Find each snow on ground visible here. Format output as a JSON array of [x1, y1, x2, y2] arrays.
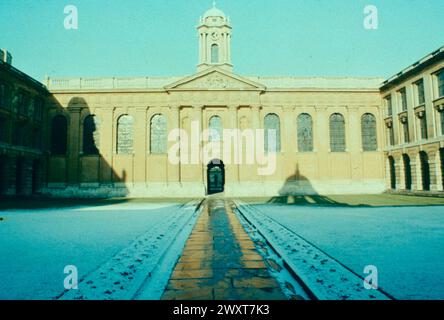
[[247, 204, 444, 300], [0, 201, 199, 300]]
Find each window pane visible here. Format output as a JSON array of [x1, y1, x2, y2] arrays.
[[264, 114, 281, 153], [209, 116, 223, 142], [0, 116, 7, 142], [297, 113, 313, 152], [330, 113, 346, 152], [403, 121, 410, 143], [150, 114, 167, 154], [385, 96, 392, 116], [361, 113, 377, 151], [416, 80, 425, 105], [117, 115, 134, 154], [438, 71, 444, 97], [441, 112, 444, 135], [420, 116, 428, 139], [388, 127, 395, 146], [399, 89, 407, 111], [211, 44, 219, 63], [0, 83, 5, 108]]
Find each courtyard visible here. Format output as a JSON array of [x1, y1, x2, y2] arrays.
[[0, 194, 443, 300]]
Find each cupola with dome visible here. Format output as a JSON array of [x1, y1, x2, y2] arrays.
[[197, 2, 233, 72]]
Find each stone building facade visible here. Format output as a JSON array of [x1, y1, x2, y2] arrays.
[[1, 5, 443, 198], [382, 48, 444, 193], [0, 50, 48, 196]]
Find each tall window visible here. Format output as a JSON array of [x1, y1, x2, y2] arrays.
[[361, 113, 377, 151], [438, 70, 444, 98], [51, 115, 68, 155], [402, 121, 410, 144], [117, 115, 134, 154], [330, 113, 346, 152], [441, 111, 444, 135], [83, 115, 100, 155], [0, 116, 7, 142], [209, 115, 223, 142], [385, 96, 393, 116], [0, 83, 6, 108], [297, 113, 313, 152], [387, 126, 395, 146], [420, 116, 428, 140], [211, 44, 219, 63], [150, 114, 167, 154], [399, 88, 407, 111], [17, 92, 26, 115], [34, 98, 44, 120], [415, 79, 425, 105], [264, 113, 281, 153]]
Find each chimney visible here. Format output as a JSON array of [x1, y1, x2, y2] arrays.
[[1, 49, 12, 65]]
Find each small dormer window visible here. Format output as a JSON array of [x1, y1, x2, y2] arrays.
[[211, 44, 219, 63]]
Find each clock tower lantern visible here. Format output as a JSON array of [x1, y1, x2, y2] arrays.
[[197, 3, 233, 72]]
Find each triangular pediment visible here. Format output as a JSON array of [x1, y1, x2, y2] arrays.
[[165, 67, 266, 91]]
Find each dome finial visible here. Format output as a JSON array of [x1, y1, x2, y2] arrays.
[[213, 1, 217, 8]]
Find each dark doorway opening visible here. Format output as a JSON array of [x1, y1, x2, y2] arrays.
[[207, 159, 225, 195], [419, 151, 430, 191], [402, 154, 412, 190], [388, 156, 396, 189]]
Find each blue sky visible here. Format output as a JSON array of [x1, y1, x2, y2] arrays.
[[1, 0, 443, 82]]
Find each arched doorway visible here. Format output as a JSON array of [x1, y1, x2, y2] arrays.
[[402, 154, 412, 190], [388, 156, 396, 189], [207, 159, 225, 195], [419, 151, 430, 191]]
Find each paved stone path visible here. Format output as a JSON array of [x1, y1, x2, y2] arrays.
[[162, 199, 286, 300]]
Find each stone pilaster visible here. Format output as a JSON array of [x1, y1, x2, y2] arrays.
[[429, 151, 439, 191], [99, 107, 114, 185], [134, 107, 147, 184], [67, 106, 82, 185], [168, 106, 181, 183], [282, 106, 295, 154]]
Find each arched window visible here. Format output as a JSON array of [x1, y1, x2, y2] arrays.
[[361, 113, 377, 151], [330, 113, 346, 152], [150, 114, 167, 154], [211, 44, 219, 63], [117, 115, 134, 155], [51, 115, 68, 155], [209, 115, 223, 142], [297, 113, 313, 152], [264, 113, 281, 153], [83, 115, 100, 155]]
